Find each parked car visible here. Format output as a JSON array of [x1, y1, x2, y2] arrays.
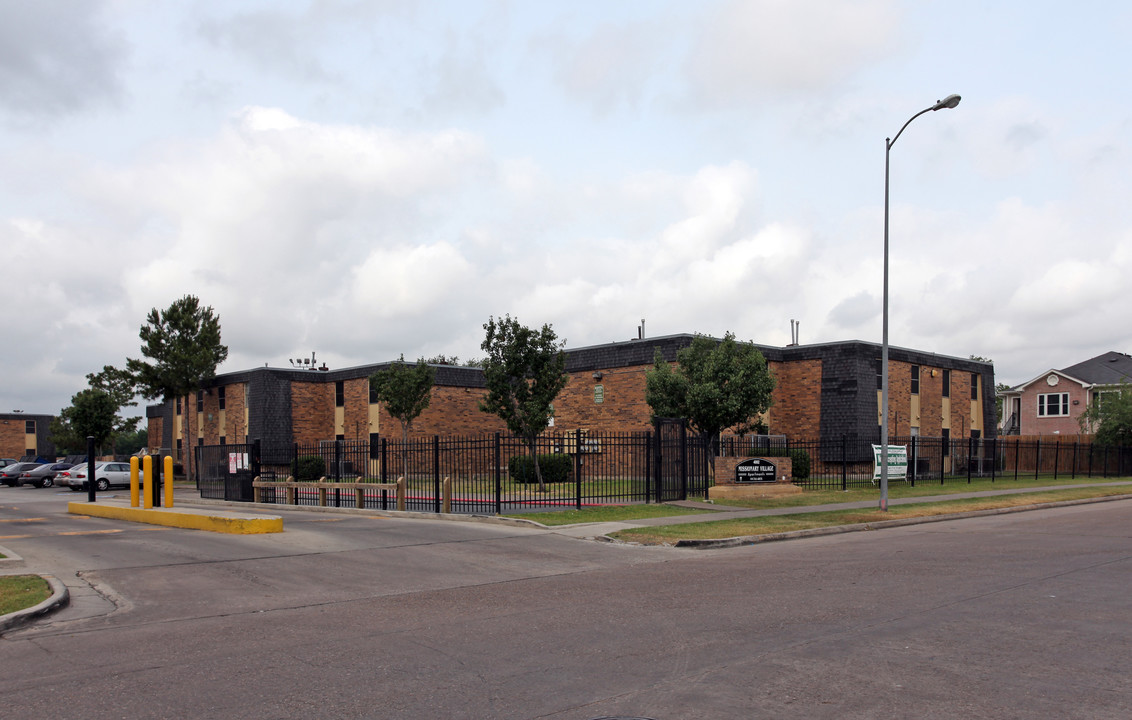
[[0, 458, 18, 469], [17, 462, 79, 488], [64, 461, 139, 492], [0, 462, 44, 487]]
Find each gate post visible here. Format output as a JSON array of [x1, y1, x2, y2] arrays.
[[433, 435, 441, 514], [645, 432, 653, 504], [574, 428, 582, 511], [494, 432, 502, 515], [679, 422, 688, 502], [334, 439, 342, 507]]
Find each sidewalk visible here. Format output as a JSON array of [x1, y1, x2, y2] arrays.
[[547, 480, 1132, 539]]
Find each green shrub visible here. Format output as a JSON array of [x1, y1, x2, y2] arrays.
[[508, 453, 573, 484], [745, 447, 811, 479], [292, 455, 326, 482]]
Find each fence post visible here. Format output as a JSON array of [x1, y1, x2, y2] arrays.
[[909, 435, 917, 488], [1071, 440, 1078, 479], [990, 437, 996, 482], [1035, 438, 1041, 481], [679, 424, 688, 501], [433, 435, 441, 514], [939, 434, 945, 485], [645, 432, 653, 504], [494, 432, 502, 515], [841, 434, 847, 492], [334, 439, 342, 507], [1014, 439, 1020, 481], [574, 428, 583, 511], [1053, 440, 1060, 481]]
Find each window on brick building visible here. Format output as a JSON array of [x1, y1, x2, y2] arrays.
[[335, 381, 345, 407], [176, 398, 181, 415], [942, 370, 951, 398], [219, 436, 226, 446], [25, 420, 35, 434], [971, 373, 979, 400], [910, 366, 920, 395], [1038, 393, 1069, 417], [876, 358, 883, 390], [196, 390, 204, 413], [369, 382, 378, 404], [198, 437, 204, 446], [218, 386, 226, 410]]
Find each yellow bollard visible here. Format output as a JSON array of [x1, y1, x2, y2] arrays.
[[397, 477, 406, 512], [143, 455, 153, 509], [130, 456, 140, 507], [164, 455, 174, 508]]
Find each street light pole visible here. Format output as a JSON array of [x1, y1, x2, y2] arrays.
[[880, 94, 960, 511]]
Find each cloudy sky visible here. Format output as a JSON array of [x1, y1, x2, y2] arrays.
[[3, 0, 1131, 416]]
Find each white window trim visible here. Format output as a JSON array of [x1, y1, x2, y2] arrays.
[[1037, 392, 1070, 417]]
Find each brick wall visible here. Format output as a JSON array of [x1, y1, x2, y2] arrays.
[[340, 378, 371, 439], [374, 385, 508, 438], [224, 382, 248, 443], [292, 382, 335, 443], [555, 367, 652, 432], [767, 359, 821, 437], [0, 420, 28, 458], [147, 416, 163, 452]]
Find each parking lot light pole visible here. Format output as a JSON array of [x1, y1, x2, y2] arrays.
[[881, 94, 961, 511]]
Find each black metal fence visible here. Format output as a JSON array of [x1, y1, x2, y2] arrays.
[[197, 432, 1131, 512]]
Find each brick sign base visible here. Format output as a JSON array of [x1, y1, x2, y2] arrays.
[[710, 456, 802, 500]]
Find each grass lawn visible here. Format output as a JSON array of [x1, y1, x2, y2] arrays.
[[508, 504, 714, 526], [707, 475, 1132, 509], [611, 485, 1132, 544], [0, 575, 51, 615]]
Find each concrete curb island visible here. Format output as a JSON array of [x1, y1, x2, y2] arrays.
[[0, 544, 69, 634]]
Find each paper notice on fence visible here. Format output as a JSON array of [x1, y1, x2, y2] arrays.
[[872, 444, 908, 482]]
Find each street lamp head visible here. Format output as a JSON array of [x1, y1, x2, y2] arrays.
[[932, 94, 961, 111]]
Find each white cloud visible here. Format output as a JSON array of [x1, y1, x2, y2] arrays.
[[684, 0, 900, 107], [0, 0, 125, 125]]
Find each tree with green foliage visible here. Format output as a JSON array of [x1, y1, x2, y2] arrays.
[[645, 332, 776, 455], [54, 388, 125, 456], [127, 296, 228, 402], [126, 295, 228, 466], [478, 315, 569, 492], [1079, 383, 1132, 446], [369, 355, 435, 479], [114, 427, 150, 456]]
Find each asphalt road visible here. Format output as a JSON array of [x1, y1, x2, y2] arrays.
[[1, 486, 1130, 719]]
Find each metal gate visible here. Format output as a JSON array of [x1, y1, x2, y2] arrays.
[[196, 442, 260, 501], [653, 418, 688, 502]]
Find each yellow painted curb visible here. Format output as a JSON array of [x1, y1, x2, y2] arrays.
[[68, 502, 283, 534]]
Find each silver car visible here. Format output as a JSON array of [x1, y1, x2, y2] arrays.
[[64, 462, 139, 492]]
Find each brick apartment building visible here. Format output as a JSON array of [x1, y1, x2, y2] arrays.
[[146, 334, 995, 477], [0, 413, 56, 460]]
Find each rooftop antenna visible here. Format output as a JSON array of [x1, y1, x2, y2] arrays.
[[638, 318, 646, 340]]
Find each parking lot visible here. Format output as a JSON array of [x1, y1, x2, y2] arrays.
[[2, 485, 1131, 719]]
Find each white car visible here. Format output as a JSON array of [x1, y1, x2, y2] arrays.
[[64, 462, 141, 492]]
